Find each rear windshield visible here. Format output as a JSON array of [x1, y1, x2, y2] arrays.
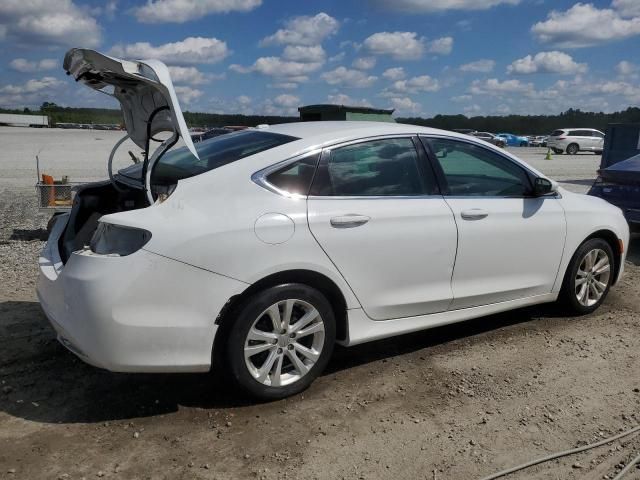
[[152, 130, 298, 184], [551, 130, 565, 136]]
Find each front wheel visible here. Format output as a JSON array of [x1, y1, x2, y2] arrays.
[[225, 284, 336, 400], [559, 238, 614, 315]]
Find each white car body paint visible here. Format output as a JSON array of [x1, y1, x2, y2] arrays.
[[37, 51, 630, 373]]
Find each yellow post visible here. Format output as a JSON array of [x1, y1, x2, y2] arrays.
[[545, 148, 553, 160]]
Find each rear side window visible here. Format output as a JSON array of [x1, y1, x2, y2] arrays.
[[310, 138, 430, 196], [152, 130, 298, 184], [266, 154, 320, 195], [551, 130, 565, 136]]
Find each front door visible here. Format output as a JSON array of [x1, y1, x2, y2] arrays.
[[421, 136, 566, 309], [307, 137, 458, 320]]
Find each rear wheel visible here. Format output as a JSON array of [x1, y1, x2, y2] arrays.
[[225, 284, 336, 400], [566, 143, 579, 155], [559, 238, 614, 315], [520, 141, 528, 147]]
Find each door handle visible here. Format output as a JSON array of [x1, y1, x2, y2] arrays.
[[330, 214, 371, 228], [460, 208, 489, 221]]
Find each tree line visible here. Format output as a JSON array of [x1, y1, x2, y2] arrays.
[[2, 103, 640, 135]]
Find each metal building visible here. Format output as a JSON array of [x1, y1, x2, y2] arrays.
[[298, 104, 395, 123]]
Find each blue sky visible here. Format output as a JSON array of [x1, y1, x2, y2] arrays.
[[1, 0, 639, 117]]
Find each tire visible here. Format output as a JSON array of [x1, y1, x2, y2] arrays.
[[559, 238, 614, 315], [566, 143, 579, 155], [224, 283, 336, 400], [595, 151, 602, 155], [520, 141, 528, 147]]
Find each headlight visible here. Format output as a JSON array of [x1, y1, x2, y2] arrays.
[[89, 222, 151, 256]]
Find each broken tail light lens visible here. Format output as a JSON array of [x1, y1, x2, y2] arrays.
[[89, 222, 151, 256]]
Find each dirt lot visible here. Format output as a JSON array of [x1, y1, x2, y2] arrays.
[[1, 127, 639, 480]]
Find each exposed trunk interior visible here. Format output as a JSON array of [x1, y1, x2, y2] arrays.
[[59, 181, 148, 263]]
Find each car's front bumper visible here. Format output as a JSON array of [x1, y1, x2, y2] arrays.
[[37, 215, 247, 372]]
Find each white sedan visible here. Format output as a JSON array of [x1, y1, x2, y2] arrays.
[[37, 49, 630, 399]]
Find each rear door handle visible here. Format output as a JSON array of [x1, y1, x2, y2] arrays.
[[460, 208, 489, 221], [330, 214, 371, 228]]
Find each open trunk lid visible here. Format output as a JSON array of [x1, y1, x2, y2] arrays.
[[63, 48, 198, 159]]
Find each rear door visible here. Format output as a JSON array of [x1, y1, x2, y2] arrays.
[[421, 136, 566, 309], [307, 136, 458, 320]]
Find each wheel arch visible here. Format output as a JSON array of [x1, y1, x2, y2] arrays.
[[583, 229, 622, 284], [213, 269, 350, 354]]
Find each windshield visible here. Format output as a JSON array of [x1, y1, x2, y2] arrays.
[[151, 130, 298, 185]]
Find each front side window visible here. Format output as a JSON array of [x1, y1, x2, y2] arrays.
[[423, 137, 532, 197], [310, 138, 429, 196], [152, 130, 298, 185]]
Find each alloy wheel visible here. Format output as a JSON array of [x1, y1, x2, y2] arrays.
[[244, 299, 325, 387], [575, 248, 611, 307]]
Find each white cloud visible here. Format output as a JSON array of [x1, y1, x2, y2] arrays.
[[134, 0, 261, 23], [260, 12, 339, 46], [460, 59, 495, 73], [9, 58, 57, 73], [470, 78, 534, 95], [0, 0, 102, 47], [268, 82, 298, 90], [231, 56, 323, 84], [273, 94, 300, 108], [236, 95, 251, 105], [427, 36, 453, 55], [532, 3, 640, 48], [451, 94, 473, 102], [464, 104, 482, 115], [327, 93, 372, 107], [322, 67, 377, 88], [613, 0, 640, 18], [174, 86, 203, 105], [0, 76, 63, 95], [370, 0, 520, 13], [329, 52, 346, 63], [363, 32, 452, 60], [352, 57, 377, 70], [167, 66, 209, 85], [390, 75, 440, 93], [388, 96, 422, 115], [282, 45, 326, 63], [382, 67, 406, 80], [507, 51, 587, 75], [109, 37, 230, 64], [363, 32, 425, 60], [616, 60, 638, 76]]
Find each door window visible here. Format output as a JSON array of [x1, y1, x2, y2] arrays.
[[310, 138, 432, 196], [423, 137, 532, 197]]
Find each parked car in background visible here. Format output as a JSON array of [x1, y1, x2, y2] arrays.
[[588, 153, 640, 232], [191, 127, 233, 143], [547, 128, 604, 155], [496, 133, 529, 147], [39, 48, 630, 400], [528, 136, 548, 147], [471, 131, 506, 148]]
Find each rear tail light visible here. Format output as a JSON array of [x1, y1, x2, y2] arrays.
[[89, 222, 151, 256]]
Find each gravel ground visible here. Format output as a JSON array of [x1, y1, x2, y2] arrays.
[[1, 127, 639, 480]]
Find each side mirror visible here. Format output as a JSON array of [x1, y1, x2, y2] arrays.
[[532, 177, 558, 196]]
